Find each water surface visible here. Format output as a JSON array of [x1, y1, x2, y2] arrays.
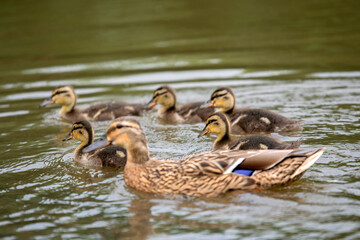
[[1, 0, 360, 239]]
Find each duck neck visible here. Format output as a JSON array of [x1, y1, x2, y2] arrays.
[[127, 144, 150, 164], [159, 105, 176, 114], [60, 93, 76, 114], [225, 107, 234, 114], [215, 129, 231, 145], [160, 92, 177, 113], [215, 117, 232, 146], [162, 99, 177, 113], [222, 98, 235, 114], [121, 133, 150, 164], [60, 101, 76, 114], [74, 140, 91, 159]]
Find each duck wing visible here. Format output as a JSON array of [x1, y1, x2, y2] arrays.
[[180, 149, 299, 177], [228, 135, 302, 150], [229, 108, 301, 133], [85, 101, 145, 120], [178, 102, 216, 122], [95, 146, 127, 169]]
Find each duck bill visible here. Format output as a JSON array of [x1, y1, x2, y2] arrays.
[[82, 138, 111, 153], [62, 132, 73, 141], [198, 128, 210, 138], [146, 98, 157, 110], [200, 100, 215, 108], [40, 97, 54, 107]]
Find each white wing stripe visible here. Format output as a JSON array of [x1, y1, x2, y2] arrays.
[[224, 158, 245, 174]]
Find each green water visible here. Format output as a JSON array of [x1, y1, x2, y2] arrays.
[[1, 1, 360, 239]]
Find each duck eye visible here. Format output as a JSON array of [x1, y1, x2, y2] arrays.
[[208, 119, 216, 125], [52, 90, 68, 97], [116, 124, 123, 129]]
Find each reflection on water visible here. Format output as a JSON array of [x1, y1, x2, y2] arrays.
[[1, 0, 360, 239]]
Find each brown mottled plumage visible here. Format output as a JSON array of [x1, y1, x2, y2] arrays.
[[199, 112, 302, 151], [203, 87, 302, 133], [146, 85, 215, 124], [63, 120, 126, 168], [83, 117, 325, 198], [40, 85, 146, 121]]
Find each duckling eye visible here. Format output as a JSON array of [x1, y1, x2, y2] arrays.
[[52, 90, 68, 97], [155, 91, 167, 98], [116, 124, 123, 129], [207, 119, 216, 125]]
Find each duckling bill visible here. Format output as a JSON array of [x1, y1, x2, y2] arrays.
[[83, 117, 325, 198], [40, 85, 147, 121]]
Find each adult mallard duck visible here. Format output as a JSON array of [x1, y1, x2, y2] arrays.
[[63, 120, 126, 168], [146, 85, 216, 124], [202, 87, 302, 133], [83, 117, 325, 198], [40, 85, 146, 121], [198, 112, 302, 151]]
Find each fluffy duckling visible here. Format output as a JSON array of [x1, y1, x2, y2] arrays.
[[202, 87, 302, 133], [40, 85, 146, 121], [63, 120, 126, 168], [199, 112, 302, 151], [83, 117, 325, 198], [146, 85, 215, 124]]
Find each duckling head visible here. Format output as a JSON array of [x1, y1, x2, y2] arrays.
[[202, 87, 235, 113], [40, 86, 77, 114], [198, 112, 231, 141], [146, 85, 177, 111], [83, 117, 149, 163], [63, 120, 94, 147]]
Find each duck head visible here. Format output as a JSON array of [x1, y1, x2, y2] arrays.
[[146, 85, 177, 111], [198, 112, 231, 141], [201, 87, 235, 114], [63, 120, 94, 147], [40, 86, 77, 114]]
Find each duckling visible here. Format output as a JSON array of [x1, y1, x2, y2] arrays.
[[63, 120, 126, 168], [146, 85, 216, 124], [202, 87, 302, 133], [198, 112, 302, 151], [83, 117, 325, 198], [40, 85, 146, 121]]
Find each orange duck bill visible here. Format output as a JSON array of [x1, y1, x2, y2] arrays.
[[198, 126, 210, 138], [200, 100, 215, 108], [145, 98, 157, 110], [62, 131, 73, 141], [39, 96, 55, 107]]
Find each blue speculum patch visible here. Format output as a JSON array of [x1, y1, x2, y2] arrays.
[[233, 169, 254, 176]]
